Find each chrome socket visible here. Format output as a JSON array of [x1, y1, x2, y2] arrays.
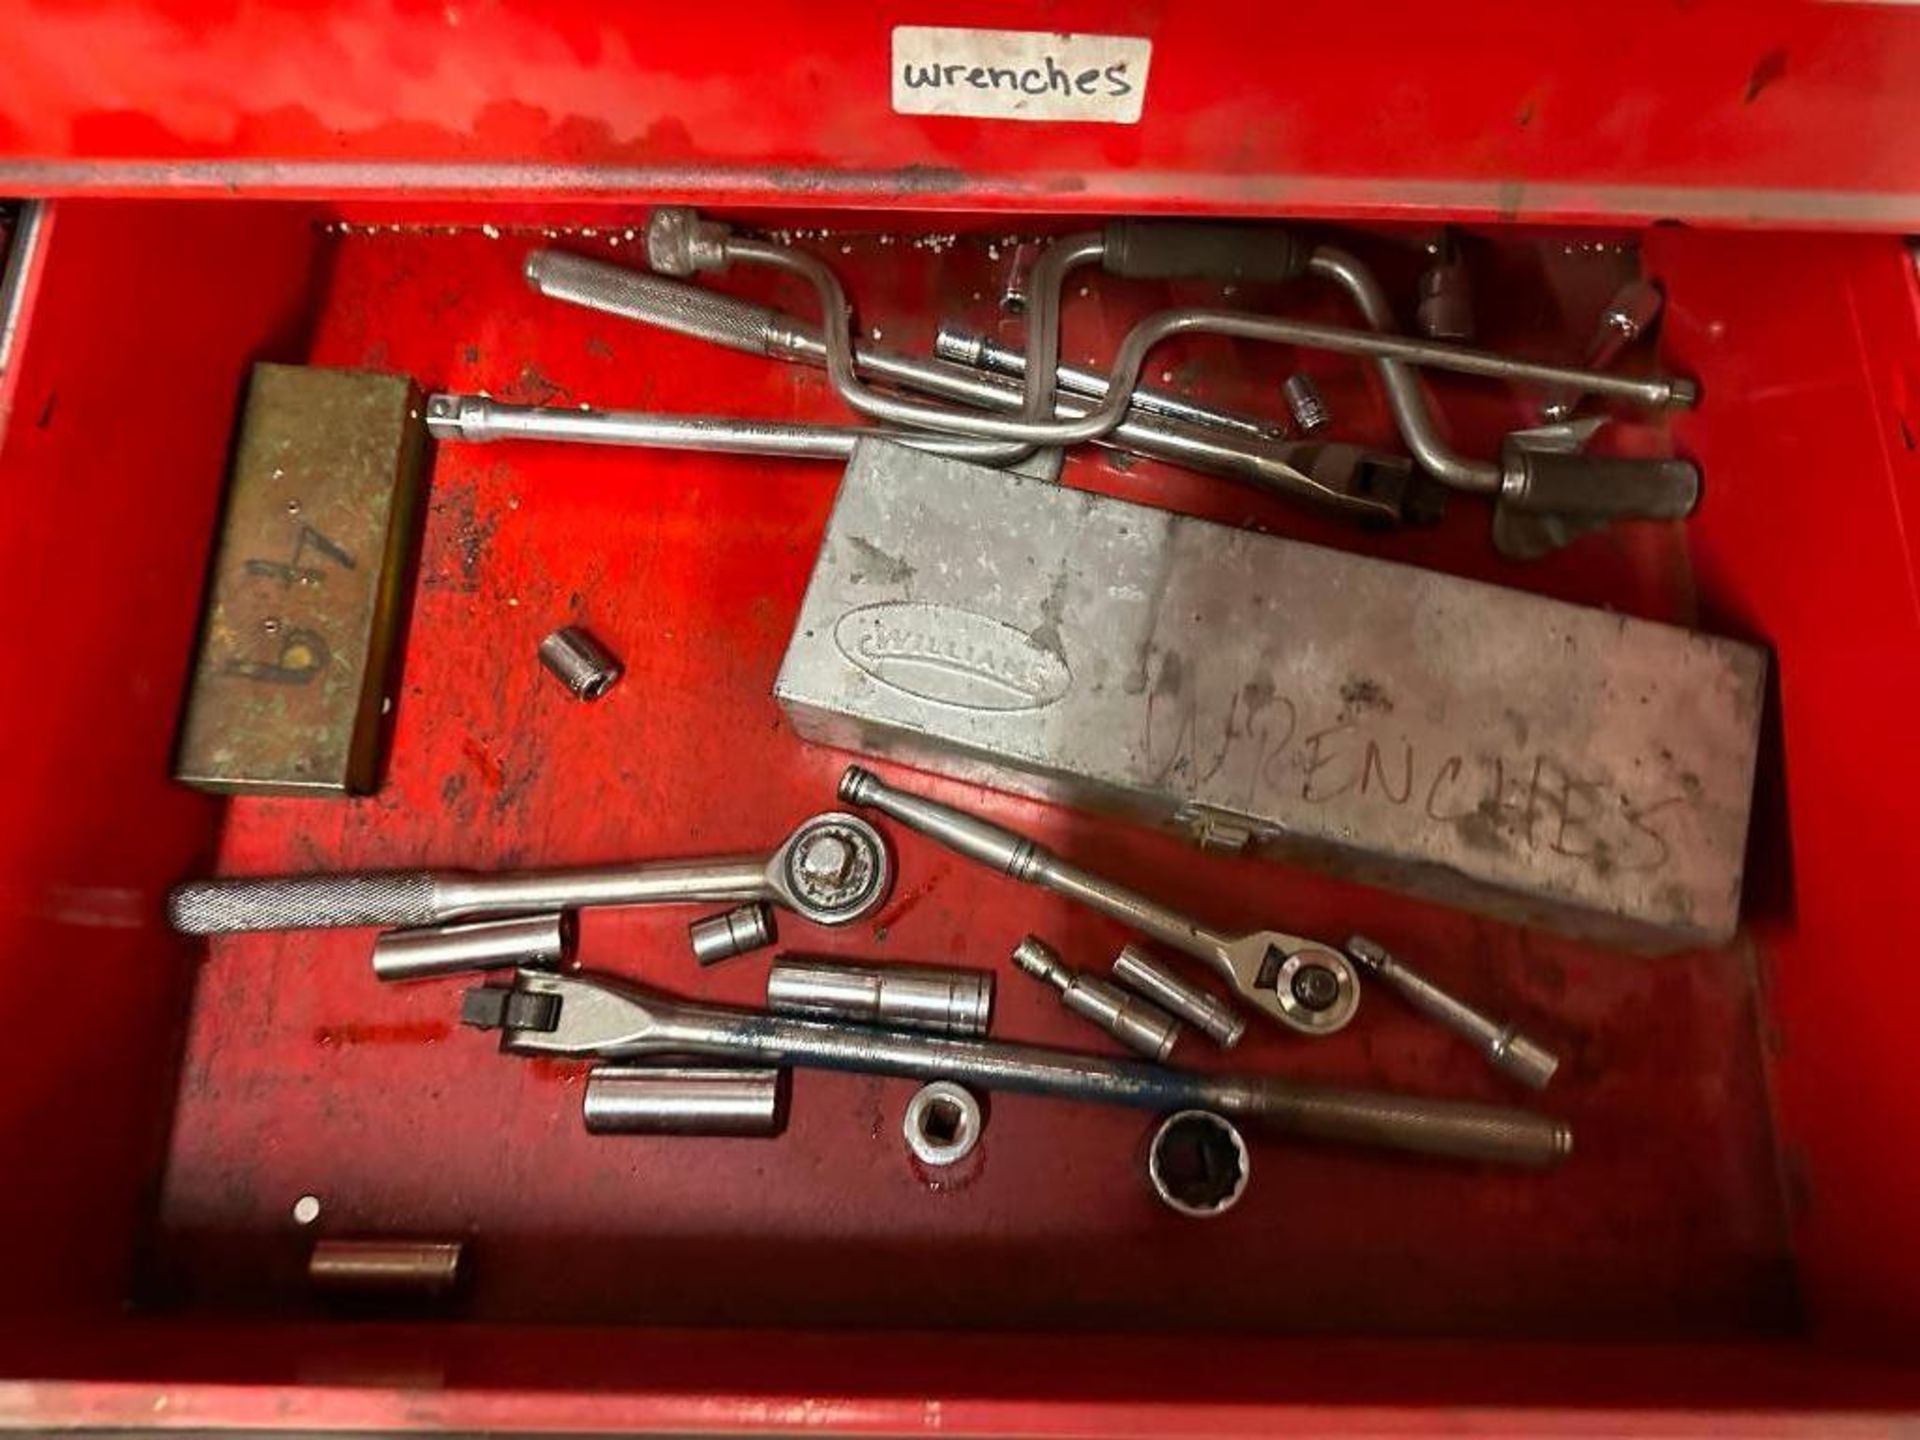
[[1013, 936, 1181, 1061], [372, 913, 573, 983], [1112, 943, 1246, 1050], [689, 902, 777, 965], [1147, 1111, 1250, 1219], [766, 957, 994, 1037], [583, 1065, 789, 1136]]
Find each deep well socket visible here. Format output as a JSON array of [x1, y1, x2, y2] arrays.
[[766, 957, 994, 1037], [1013, 936, 1182, 1060], [1113, 944, 1246, 1050], [371, 913, 573, 982], [583, 1066, 788, 1136]]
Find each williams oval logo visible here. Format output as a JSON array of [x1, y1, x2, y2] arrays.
[[834, 602, 1072, 712]]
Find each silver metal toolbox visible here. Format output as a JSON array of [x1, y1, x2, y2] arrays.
[[777, 441, 1767, 951]]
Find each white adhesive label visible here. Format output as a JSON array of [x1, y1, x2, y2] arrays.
[[891, 27, 1151, 124]]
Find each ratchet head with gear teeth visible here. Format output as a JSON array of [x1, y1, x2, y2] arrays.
[[1219, 933, 1361, 1036], [839, 765, 1360, 1038], [766, 812, 891, 925]]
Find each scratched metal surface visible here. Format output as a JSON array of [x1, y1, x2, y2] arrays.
[[779, 440, 1765, 951], [148, 223, 1794, 1336]]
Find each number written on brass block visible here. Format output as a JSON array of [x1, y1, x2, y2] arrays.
[[174, 364, 428, 797]]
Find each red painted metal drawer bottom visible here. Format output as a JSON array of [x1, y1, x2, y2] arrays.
[[0, 198, 1916, 1430]]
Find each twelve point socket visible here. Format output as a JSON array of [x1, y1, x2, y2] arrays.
[[1148, 1111, 1251, 1218]]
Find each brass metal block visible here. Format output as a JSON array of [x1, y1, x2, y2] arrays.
[[175, 365, 427, 796]]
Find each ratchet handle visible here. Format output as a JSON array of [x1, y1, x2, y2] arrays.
[[840, 766, 1035, 876], [525, 251, 779, 357], [1504, 450, 1701, 519], [1103, 221, 1310, 284], [168, 872, 442, 934]]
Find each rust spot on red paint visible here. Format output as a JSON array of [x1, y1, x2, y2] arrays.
[[1744, 48, 1788, 104], [314, 1021, 451, 1047]]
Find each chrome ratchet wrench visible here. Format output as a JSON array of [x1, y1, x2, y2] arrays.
[[839, 767, 1359, 1036], [167, 813, 890, 934]]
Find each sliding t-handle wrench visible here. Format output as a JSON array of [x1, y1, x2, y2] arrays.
[[167, 813, 890, 934], [840, 767, 1358, 1036], [470, 969, 1569, 1167]]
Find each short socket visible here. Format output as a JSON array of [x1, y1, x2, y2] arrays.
[[1282, 372, 1331, 435], [766, 957, 994, 1037], [1147, 1111, 1250, 1219], [584, 1066, 788, 1136], [903, 1081, 983, 1167], [372, 913, 573, 983], [538, 625, 623, 701], [1012, 936, 1181, 1061], [1415, 249, 1475, 341], [688, 903, 777, 966], [1112, 944, 1246, 1049]]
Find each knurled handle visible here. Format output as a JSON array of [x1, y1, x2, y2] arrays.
[[1248, 1080, 1572, 1167], [167, 873, 441, 934], [1102, 221, 1310, 283], [1506, 451, 1701, 519], [524, 251, 777, 356]]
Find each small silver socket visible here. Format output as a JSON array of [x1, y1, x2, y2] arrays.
[[903, 1081, 983, 1166], [538, 625, 623, 701], [1282, 372, 1331, 434], [688, 902, 777, 966]]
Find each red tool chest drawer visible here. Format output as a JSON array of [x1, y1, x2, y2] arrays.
[[3, 4, 1920, 1434]]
